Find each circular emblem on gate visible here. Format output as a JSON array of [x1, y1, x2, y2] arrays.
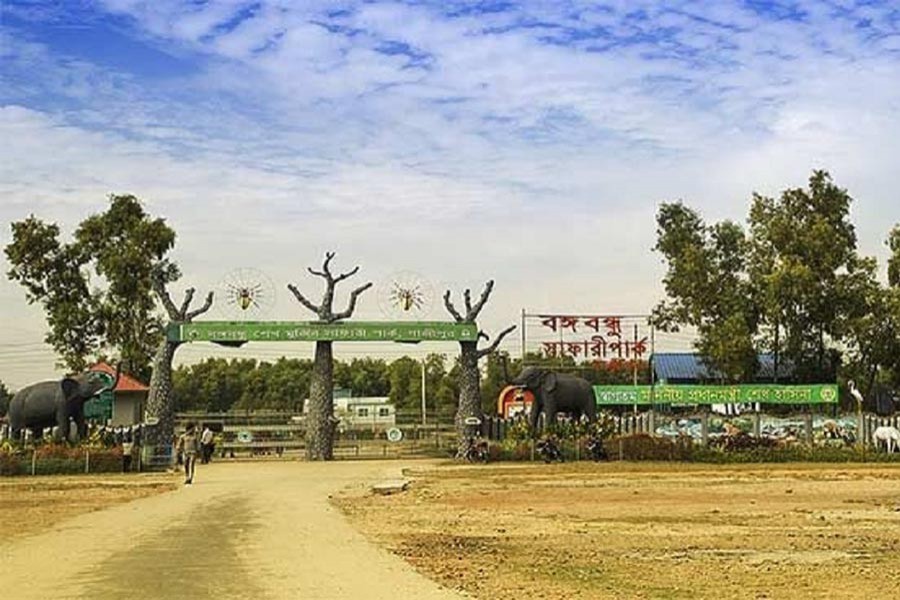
[[386, 427, 403, 442], [377, 271, 434, 319], [218, 268, 276, 320], [237, 430, 253, 443]]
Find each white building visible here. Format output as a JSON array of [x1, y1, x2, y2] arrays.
[[301, 394, 397, 429], [336, 396, 396, 428]]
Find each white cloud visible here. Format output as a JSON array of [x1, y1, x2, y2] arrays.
[[1, 1, 899, 385]]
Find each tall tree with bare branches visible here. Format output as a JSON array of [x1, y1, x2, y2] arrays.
[[146, 265, 213, 445], [288, 252, 372, 460], [444, 280, 516, 457]]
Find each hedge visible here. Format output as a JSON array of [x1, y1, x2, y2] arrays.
[[0, 445, 124, 476]]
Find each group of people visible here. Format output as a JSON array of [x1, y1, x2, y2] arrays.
[[89, 424, 143, 472], [175, 423, 216, 485]]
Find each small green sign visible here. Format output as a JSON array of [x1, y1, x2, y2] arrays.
[[167, 321, 479, 343], [593, 384, 839, 406], [84, 390, 113, 421]]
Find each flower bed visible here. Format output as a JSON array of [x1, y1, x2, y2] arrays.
[[0, 443, 124, 476]]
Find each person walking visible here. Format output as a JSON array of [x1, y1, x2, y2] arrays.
[[200, 426, 214, 464], [122, 431, 134, 473], [177, 422, 200, 485]]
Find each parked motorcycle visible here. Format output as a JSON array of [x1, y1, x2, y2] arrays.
[[536, 436, 563, 463], [464, 436, 490, 463], [585, 436, 608, 461]]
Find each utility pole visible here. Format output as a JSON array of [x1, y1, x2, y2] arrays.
[[421, 356, 427, 426]]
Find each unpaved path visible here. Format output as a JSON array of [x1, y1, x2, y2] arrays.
[[1, 461, 466, 599]]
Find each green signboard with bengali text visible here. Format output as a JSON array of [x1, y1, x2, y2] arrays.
[[84, 390, 113, 421], [593, 384, 838, 406], [167, 321, 479, 344]]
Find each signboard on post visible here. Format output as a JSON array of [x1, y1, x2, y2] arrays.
[[522, 313, 652, 363], [84, 390, 113, 421]]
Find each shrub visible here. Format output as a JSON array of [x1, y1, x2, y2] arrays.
[[607, 433, 694, 461], [0, 448, 25, 475], [504, 419, 531, 443], [496, 438, 533, 461], [0, 443, 124, 476]]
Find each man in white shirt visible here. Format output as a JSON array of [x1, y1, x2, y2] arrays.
[[200, 426, 214, 464]]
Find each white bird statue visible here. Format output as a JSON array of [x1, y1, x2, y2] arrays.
[[849, 380, 865, 405]]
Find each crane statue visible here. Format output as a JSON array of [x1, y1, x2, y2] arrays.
[[849, 380, 865, 450], [849, 380, 864, 406]]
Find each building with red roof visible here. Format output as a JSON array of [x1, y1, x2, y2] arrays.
[[89, 362, 150, 426]]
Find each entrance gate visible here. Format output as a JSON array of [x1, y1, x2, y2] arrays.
[[165, 320, 478, 459]]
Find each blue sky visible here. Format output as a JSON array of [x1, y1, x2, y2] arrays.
[[2, 1, 899, 385]]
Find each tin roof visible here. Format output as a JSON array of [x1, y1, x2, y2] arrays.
[[652, 353, 792, 382]]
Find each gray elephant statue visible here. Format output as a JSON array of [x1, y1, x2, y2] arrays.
[[9, 365, 120, 442], [511, 367, 597, 432]]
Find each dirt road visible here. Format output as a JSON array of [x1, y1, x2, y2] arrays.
[[0, 461, 466, 600]]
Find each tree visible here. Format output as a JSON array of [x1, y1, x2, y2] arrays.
[[5, 195, 177, 378], [834, 255, 895, 403], [263, 358, 313, 412], [841, 226, 900, 397], [422, 353, 450, 418], [288, 252, 372, 460], [6, 218, 101, 371], [444, 281, 516, 457], [389, 357, 421, 411], [888, 225, 900, 288], [653, 171, 875, 386], [652, 203, 758, 382], [348, 357, 390, 397], [76, 196, 178, 379], [482, 351, 514, 415], [748, 171, 862, 382], [172, 357, 314, 413]]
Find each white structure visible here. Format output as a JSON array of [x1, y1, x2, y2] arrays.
[[302, 395, 397, 429], [336, 396, 396, 428]]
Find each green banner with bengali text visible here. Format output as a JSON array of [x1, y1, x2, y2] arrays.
[[84, 390, 113, 421], [167, 321, 479, 343], [593, 384, 838, 406]]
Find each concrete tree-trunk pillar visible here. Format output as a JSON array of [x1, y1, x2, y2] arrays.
[[288, 252, 371, 461], [307, 341, 336, 460], [145, 281, 214, 450], [455, 341, 482, 456], [145, 340, 178, 445], [444, 281, 516, 459]]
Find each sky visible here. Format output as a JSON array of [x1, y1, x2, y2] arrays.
[[1, 0, 899, 388]]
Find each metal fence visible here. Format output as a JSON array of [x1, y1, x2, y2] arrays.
[[483, 411, 900, 449], [172, 410, 461, 461]]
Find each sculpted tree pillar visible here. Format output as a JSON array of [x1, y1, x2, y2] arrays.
[[146, 279, 213, 446], [444, 280, 516, 458], [289, 252, 372, 460]]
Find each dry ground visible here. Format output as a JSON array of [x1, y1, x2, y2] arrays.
[[334, 462, 900, 600], [1, 462, 466, 599], [0, 473, 179, 542], [0, 463, 900, 600]]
